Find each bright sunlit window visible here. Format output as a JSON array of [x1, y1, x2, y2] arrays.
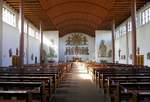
[[35, 31, 40, 40], [128, 21, 132, 32], [141, 8, 150, 25], [29, 27, 35, 37], [115, 30, 119, 39], [2, 7, 16, 27], [24, 21, 27, 33]]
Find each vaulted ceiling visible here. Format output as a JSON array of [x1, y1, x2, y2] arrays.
[[4, 0, 148, 36]]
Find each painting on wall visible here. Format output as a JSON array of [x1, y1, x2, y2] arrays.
[[47, 46, 57, 60], [98, 40, 112, 58], [98, 40, 107, 57]]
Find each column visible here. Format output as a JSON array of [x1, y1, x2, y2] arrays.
[[131, 0, 137, 65], [40, 22, 43, 64], [112, 20, 115, 63], [26, 22, 29, 64], [0, 0, 3, 66], [19, 0, 24, 66], [126, 23, 129, 64]]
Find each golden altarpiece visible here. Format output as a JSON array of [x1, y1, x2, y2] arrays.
[[65, 33, 89, 61]]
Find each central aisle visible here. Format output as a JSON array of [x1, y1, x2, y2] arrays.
[[52, 62, 107, 102]]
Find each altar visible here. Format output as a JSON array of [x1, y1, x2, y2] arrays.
[[60, 33, 95, 62], [72, 57, 82, 62]]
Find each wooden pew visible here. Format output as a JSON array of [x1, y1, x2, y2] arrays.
[[86, 63, 150, 102], [115, 82, 150, 102], [0, 90, 32, 102], [105, 76, 150, 94], [0, 76, 52, 98], [132, 91, 150, 102], [0, 81, 45, 102], [100, 74, 150, 89], [0, 73, 58, 93], [95, 68, 150, 88]]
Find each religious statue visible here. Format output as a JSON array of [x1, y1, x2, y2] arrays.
[[31, 54, 34, 60], [137, 47, 140, 55], [118, 49, 121, 59], [66, 36, 71, 45], [85, 47, 89, 55], [16, 48, 18, 55], [35, 56, 37, 64], [82, 36, 88, 45], [65, 47, 68, 55], [9, 48, 12, 57], [75, 46, 79, 55], [68, 47, 71, 55], [98, 40, 107, 57]]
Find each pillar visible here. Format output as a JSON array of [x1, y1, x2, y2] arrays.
[[131, 0, 137, 65], [40, 22, 43, 64], [26, 22, 29, 64], [0, 0, 3, 66], [126, 23, 129, 64], [112, 20, 115, 63], [19, 0, 24, 66]]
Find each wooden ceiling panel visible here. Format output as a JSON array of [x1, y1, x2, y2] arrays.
[[4, 0, 149, 36]]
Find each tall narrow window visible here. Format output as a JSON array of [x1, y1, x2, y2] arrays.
[[141, 8, 150, 25], [29, 27, 35, 37], [128, 21, 132, 32], [2, 7, 16, 27], [35, 31, 40, 39]]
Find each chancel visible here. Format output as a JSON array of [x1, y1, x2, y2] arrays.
[[0, 0, 150, 102]]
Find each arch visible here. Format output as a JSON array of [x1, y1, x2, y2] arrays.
[[56, 18, 98, 29], [46, 2, 109, 20], [51, 11, 103, 23], [59, 23, 95, 31], [46, 1, 109, 12]]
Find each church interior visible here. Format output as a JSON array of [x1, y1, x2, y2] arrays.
[[0, 0, 150, 102]]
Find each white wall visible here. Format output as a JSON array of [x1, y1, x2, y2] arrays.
[[95, 30, 112, 63], [115, 22, 150, 66], [2, 22, 20, 66], [1, 22, 41, 67], [24, 34, 40, 64], [59, 33, 95, 62], [115, 2, 150, 66], [0, 3, 41, 67], [136, 23, 150, 66], [43, 31, 59, 62]]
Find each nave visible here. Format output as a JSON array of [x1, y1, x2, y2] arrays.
[[51, 62, 107, 102], [0, 62, 150, 102], [0, 0, 150, 102]]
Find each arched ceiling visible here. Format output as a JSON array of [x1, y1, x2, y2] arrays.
[[4, 0, 148, 36]]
